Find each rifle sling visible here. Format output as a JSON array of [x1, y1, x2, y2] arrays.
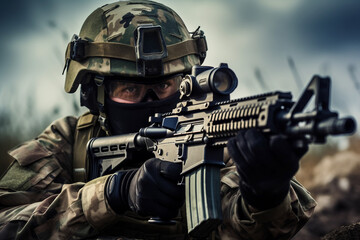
[[73, 112, 102, 182]]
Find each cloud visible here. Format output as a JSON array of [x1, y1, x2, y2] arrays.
[[232, 0, 360, 54], [280, 0, 360, 53]]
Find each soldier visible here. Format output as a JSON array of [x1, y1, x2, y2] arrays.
[[0, 1, 316, 239]]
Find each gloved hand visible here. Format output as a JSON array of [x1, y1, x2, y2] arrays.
[[227, 129, 308, 210], [105, 158, 184, 219]]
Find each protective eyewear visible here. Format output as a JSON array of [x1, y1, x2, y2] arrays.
[[106, 74, 182, 103]]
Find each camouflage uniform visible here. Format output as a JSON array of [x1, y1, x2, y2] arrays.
[[0, 1, 316, 239], [0, 114, 316, 239]]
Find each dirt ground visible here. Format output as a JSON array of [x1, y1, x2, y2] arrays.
[[293, 148, 360, 239]]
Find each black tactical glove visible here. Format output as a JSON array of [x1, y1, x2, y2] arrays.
[[105, 158, 184, 219], [227, 129, 308, 210]]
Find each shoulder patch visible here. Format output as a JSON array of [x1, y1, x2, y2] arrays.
[[0, 161, 37, 191]]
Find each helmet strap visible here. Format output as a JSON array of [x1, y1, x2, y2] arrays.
[[95, 76, 111, 135]]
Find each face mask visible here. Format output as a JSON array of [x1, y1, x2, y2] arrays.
[[105, 92, 180, 135]]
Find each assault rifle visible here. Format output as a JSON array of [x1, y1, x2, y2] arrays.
[[86, 63, 356, 238]]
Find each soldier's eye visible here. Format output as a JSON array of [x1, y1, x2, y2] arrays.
[[158, 83, 169, 90], [124, 86, 138, 93]]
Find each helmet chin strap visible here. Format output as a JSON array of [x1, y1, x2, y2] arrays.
[[94, 76, 111, 135]]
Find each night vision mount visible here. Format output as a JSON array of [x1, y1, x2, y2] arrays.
[[135, 24, 168, 77]]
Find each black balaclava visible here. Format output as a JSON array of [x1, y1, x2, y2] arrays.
[[106, 91, 180, 135]]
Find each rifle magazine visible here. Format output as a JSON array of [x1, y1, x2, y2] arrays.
[[185, 165, 222, 238]]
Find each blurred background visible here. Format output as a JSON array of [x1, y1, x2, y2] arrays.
[[0, 0, 359, 239]]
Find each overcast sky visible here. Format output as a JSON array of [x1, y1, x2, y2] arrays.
[[0, 0, 359, 135]]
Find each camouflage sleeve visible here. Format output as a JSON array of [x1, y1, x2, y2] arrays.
[[218, 149, 317, 240], [0, 117, 119, 239]]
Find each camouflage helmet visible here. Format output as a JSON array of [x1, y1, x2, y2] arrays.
[[64, 0, 207, 93]]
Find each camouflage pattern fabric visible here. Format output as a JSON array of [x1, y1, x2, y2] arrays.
[[0, 115, 317, 239], [65, 0, 202, 93]]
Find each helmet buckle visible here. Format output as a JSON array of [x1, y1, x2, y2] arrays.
[[191, 27, 208, 64], [70, 34, 87, 61]]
